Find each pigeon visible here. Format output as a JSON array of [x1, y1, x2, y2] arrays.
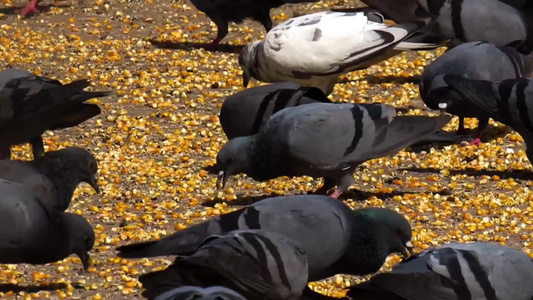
[[0, 69, 110, 160], [214, 102, 450, 198], [416, 0, 533, 54], [435, 75, 533, 164], [346, 242, 533, 300], [117, 195, 413, 282], [154, 286, 247, 300], [238, 10, 426, 95], [0, 178, 95, 270], [139, 230, 308, 300], [190, 0, 320, 46], [0, 147, 99, 211], [220, 83, 332, 139], [420, 41, 533, 145]]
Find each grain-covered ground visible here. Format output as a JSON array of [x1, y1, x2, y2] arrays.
[[0, 0, 532, 299]]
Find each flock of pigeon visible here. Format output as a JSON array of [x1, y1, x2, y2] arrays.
[[2, 0, 533, 299]]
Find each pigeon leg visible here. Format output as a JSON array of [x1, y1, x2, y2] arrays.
[[257, 11, 273, 32], [207, 15, 228, 48], [469, 117, 488, 146], [20, 0, 42, 17], [329, 171, 355, 199], [314, 177, 336, 195], [456, 117, 467, 135], [0, 146, 11, 160], [30, 136, 45, 158]]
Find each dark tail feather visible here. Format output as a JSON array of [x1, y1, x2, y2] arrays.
[[69, 90, 112, 103], [117, 222, 214, 258], [50, 104, 101, 129], [371, 114, 451, 157], [46, 80, 91, 104]]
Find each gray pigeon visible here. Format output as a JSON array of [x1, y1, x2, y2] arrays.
[[214, 102, 450, 198], [190, 0, 320, 46], [117, 195, 413, 283], [0, 147, 99, 211], [139, 230, 308, 300], [0, 178, 95, 270], [239, 10, 426, 95], [154, 286, 247, 300], [360, 0, 431, 23], [0, 69, 110, 160], [436, 75, 533, 164], [420, 41, 533, 144], [416, 0, 533, 54], [346, 242, 533, 300]]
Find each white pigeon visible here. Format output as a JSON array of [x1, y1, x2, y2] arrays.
[[238, 10, 425, 95]]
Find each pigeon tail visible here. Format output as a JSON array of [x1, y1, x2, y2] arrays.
[[117, 220, 214, 258], [49, 104, 101, 130], [369, 114, 451, 158]]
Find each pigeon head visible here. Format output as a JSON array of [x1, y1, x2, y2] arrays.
[[63, 213, 95, 270], [215, 137, 254, 189], [358, 207, 413, 258], [41, 147, 100, 193], [239, 41, 262, 87]]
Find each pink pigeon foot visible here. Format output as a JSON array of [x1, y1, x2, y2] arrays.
[[330, 190, 342, 199], [20, 0, 42, 17], [469, 138, 482, 146]]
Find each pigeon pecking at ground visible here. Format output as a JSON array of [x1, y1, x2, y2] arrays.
[[153, 286, 247, 300], [416, 0, 533, 54], [0, 147, 99, 211], [117, 195, 413, 284], [238, 10, 426, 95], [0, 178, 95, 270], [346, 242, 533, 300], [0, 68, 110, 160], [420, 41, 533, 145], [138, 230, 308, 300], [213, 102, 450, 198], [434, 75, 533, 165], [189, 0, 320, 46]]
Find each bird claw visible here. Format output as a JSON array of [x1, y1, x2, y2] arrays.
[[20, 4, 42, 17], [330, 190, 342, 199], [469, 138, 482, 146]]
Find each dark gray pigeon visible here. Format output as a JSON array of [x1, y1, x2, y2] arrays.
[[416, 0, 533, 54], [0, 69, 110, 160], [346, 242, 533, 300], [420, 41, 533, 144], [117, 195, 413, 283], [154, 286, 247, 300], [190, 0, 320, 46], [360, 0, 431, 23], [0, 147, 99, 211], [220, 83, 332, 139], [214, 102, 450, 198], [0, 178, 95, 270], [139, 230, 308, 300], [436, 75, 533, 164], [239, 10, 426, 95]]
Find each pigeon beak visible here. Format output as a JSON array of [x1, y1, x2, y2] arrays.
[[242, 71, 251, 88], [88, 175, 100, 194], [216, 170, 227, 189], [438, 102, 448, 114], [402, 241, 414, 258], [77, 251, 91, 271]]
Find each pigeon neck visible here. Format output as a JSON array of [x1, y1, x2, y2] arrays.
[[335, 217, 391, 276], [32, 159, 78, 210]]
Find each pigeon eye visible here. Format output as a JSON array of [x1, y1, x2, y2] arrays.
[[395, 230, 402, 236], [88, 161, 95, 172]]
